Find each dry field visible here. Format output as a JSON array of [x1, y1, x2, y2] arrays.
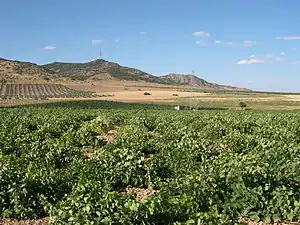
[[284, 95, 300, 101], [1, 80, 300, 110], [65, 80, 284, 103], [66, 81, 300, 110]]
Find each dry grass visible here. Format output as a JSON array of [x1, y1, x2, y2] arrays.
[[284, 95, 300, 101], [97, 90, 212, 102], [65, 80, 291, 104], [66, 80, 176, 92]]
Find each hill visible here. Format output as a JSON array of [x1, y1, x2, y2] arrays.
[[0, 57, 244, 90], [42, 59, 163, 83], [0, 58, 55, 82], [160, 73, 240, 90]]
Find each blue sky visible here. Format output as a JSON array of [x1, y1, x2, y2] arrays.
[[1, 0, 300, 91]]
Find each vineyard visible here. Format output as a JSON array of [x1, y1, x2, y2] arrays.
[[0, 83, 95, 99], [1, 101, 300, 224]]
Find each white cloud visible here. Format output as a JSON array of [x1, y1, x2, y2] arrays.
[[92, 39, 104, 45], [292, 61, 300, 64], [214, 40, 233, 46], [244, 53, 285, 63], [192, 31, 210, 37], [196, 41, 209, 46], [244, 40, 257, 47], [236, 59, 264, 65], [43, 45, 56, 50], [276, 36, 300, 40], [140, 31, 147, 35]]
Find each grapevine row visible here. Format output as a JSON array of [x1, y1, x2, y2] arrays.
[[0, 83, 94, 99], [1, 106, 300, 224]]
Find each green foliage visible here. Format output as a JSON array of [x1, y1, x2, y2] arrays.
[[239, 102, 247, 108], [11, 100, 170, 110], [144, 92, 151, 95], [1, 105, 300, 224]]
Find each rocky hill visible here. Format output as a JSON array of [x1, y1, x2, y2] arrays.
[[42, 59, 163, 83], [0, 58, 55, 82], [0, 57, 243, 90], [160, 73, 240, 90]]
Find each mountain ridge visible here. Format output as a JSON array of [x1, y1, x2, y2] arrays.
[[159, 73, 239, 90], [0, 57, 247, 90]]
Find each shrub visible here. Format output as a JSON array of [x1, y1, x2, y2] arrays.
[[144, 92, 151, 96], [239, 102, 247, 109]]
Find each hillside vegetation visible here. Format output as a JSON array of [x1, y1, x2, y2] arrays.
[[0, 58, 243, 90], [0, 58, 55, 82], [42, 60, 163, 84]]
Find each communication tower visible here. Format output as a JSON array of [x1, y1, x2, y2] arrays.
[[99, 46, 103, 60]]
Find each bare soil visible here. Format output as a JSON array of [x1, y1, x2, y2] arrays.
[[65, 80, 177, 92], [65, 80, 290, 104], [1, 217, 298, 225], [123, 187, 158, 200], [236, 217, 300, 225], [284, 95, 300, 101], [0, 218, 50, 225]]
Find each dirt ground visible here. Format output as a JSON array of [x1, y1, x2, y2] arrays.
[[99, 90, 212, 102], [284, 95, 300, 101], [0, 218, 50, 225], [0, 217, 298, 225], [66, 80, 176, 92], [65, 80, 288, 103]]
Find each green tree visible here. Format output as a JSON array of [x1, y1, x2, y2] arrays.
[[239, 101, 247, 109]]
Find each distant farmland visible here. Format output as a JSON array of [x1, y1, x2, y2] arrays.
[[0, 83, 95, 99]]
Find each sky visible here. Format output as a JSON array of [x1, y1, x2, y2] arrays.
[[1, 0, 300, 92]]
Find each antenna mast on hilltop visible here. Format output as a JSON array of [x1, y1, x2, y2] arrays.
[[99, 46, 103, 60]]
